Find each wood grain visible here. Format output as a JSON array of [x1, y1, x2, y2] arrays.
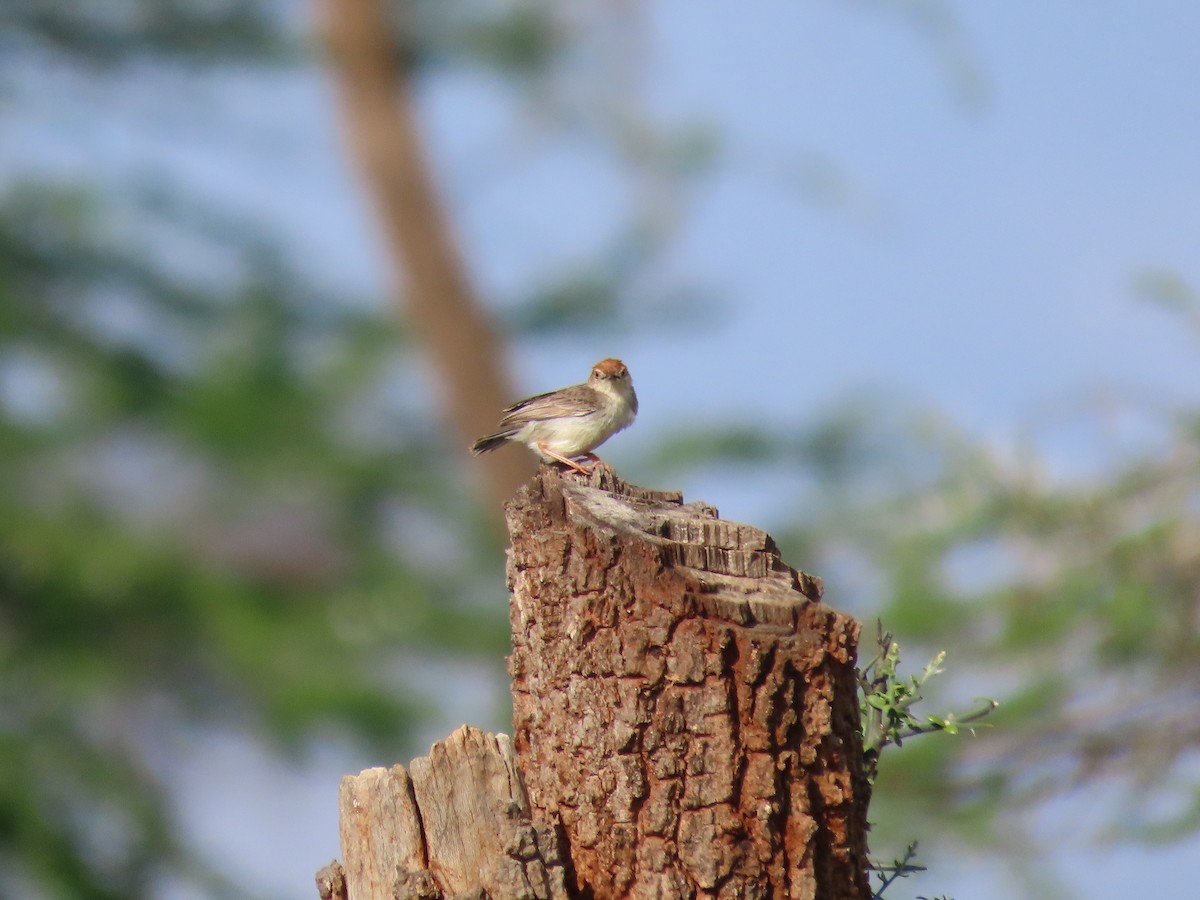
[[337, 726, 568, 899]]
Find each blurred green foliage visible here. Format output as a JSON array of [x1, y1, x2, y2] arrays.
[[0, 0, 291, 64], [0, 178, 513, 896]]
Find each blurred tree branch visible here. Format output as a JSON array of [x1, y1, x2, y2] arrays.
[[316, 0, 532, 510]]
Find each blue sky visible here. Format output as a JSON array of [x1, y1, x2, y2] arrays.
[[7, 2, 1200, 897]]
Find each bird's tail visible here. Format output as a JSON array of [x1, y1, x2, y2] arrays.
[[470, 432, 514, 455]]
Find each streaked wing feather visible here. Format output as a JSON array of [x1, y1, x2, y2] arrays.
[[499, 387, 597, 425]]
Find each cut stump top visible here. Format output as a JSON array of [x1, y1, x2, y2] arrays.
[[507, 464, 828, 631]]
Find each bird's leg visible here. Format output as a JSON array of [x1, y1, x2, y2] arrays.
[[579, 451, 613, 473], [537, 444, 594, 475]]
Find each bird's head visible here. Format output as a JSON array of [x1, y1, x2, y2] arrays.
[[588, 358, 637, 413], [590, 358, 631, 384]]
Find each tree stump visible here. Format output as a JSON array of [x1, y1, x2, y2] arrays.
[[323, 726, 569, 900], [321, 467, 870, 899]]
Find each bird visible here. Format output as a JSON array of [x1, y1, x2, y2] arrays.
[[471, 358, 638, 475]]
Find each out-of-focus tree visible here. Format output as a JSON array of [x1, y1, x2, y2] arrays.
[[0, 4, 496, 896], [317, 0, 528, 508]]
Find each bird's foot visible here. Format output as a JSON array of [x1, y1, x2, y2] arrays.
[[574, 452, 617, 478]]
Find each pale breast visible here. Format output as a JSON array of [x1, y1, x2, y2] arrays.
[[525, 399, 635, 457]]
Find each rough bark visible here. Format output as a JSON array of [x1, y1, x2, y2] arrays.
[[507, 467, 870, 899], [321, 468, 871, 899], [315, 0, 533, 509]]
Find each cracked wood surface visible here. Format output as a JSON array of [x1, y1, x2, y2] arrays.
[[331, 726, 569, 900], [507, 467, 870, 899]]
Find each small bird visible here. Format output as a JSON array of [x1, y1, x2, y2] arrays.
[[471, 358, 638, 475]]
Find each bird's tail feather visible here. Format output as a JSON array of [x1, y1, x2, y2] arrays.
[[471, 432, 514, 455]]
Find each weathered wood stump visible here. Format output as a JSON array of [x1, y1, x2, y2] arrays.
[[321, 467, 870, 900], [322, 726, 569, 900]]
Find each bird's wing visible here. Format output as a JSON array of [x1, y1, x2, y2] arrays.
[[499, 387, 598, 425]]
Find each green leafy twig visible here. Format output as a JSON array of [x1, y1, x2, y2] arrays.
[[859, 623, 994, 898], [858, 621, 997, 784]]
